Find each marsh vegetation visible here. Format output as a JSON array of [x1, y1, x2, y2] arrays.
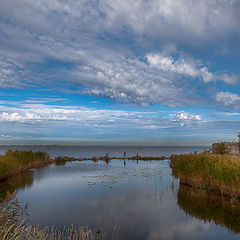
[[1, 147, 240, 239], [171, 152, 240, 197], [0, 150, 50, 180]]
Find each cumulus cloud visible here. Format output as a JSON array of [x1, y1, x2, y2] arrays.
[[169, 111, 202, 127], [146, 53, 198, 77], [146, 53, 217, 83], [173, 111, 201, 121], [216, 92, 240, 106]]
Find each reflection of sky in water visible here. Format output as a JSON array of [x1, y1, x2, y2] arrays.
[[16, 160, 240, 240]]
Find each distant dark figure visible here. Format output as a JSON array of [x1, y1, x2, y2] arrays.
[[124, 152, 126, 158], [105, 153, 109, 158], [137, 153, 139, 157], [96, 230, 101, 238], [124, 159, 126, 166]]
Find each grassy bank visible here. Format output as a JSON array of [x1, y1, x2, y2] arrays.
[[170, 152, 240, 197], [0, 150, 51, 180]]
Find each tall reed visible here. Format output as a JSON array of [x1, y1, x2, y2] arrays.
[[0, 150, 50, 180], [170, 152, 240, 197]]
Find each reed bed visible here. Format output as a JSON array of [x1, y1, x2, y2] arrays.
[[0, 192, 119, 240], [0, 150, 50, 180], [170, 152, 240, 197]]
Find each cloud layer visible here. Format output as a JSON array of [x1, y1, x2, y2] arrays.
[[0, 0, 240, 143], [0, 0, 239, 108]]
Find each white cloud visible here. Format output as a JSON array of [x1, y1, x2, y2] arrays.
[[170, 111, 202, 127], [73, 51, 188, 107], [0, 112, 67, 122], [146, 53, 198, 77], [174, 111, 201, 121], [0, 103, 141, 124], [217, 112, 240, 117], [216, 92, 240, 106], [218, 73, 238, 85], [1, 101, 240, 142], [0, 102, 204, 132], [146, 52, 217, 83], [0, 134, 11, 138]]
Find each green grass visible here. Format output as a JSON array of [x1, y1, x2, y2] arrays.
[[0, 150, 50, 180], [170, 152, 240, 197]]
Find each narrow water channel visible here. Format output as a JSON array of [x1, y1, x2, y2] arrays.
[[1, 159, 239, 240]]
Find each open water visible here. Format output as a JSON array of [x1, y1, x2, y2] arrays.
[[1, 146, 239, 240]]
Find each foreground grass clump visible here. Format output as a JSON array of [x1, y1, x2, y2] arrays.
[[0, 150, 50, 180], [0, 192, 119, 240], [170, 152, 240, 197]]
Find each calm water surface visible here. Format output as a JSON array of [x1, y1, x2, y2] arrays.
[[1, 146, 239, 239]]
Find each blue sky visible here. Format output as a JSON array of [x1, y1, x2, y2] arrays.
[[0, 0, 240, 145]]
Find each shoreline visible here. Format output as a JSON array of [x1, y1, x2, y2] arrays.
[[0, 152, 168, 181]]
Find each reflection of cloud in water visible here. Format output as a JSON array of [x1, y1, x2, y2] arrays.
[[14, 160, 240, 240]]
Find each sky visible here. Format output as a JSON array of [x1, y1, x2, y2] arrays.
[[0, 0, 240, 146]]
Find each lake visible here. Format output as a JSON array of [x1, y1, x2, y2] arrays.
[[1, 146, 240, 239]]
